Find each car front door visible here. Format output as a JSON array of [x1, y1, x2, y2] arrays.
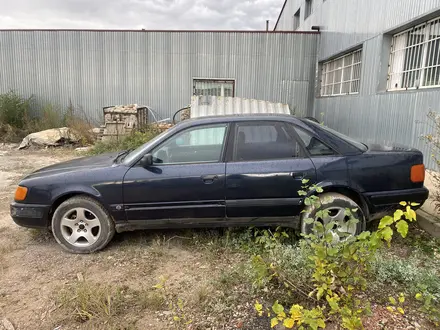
[[123, 123, 229, 222], [225, 121, 317, 219]]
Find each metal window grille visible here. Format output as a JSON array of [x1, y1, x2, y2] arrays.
[[193, 79, 235, 97], [388, 16, 440, 90], [305, 0, 312, 19], [320, 49, 362, 97], [293, 9, 301, 30]]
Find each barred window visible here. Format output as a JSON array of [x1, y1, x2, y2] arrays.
[[305, 0, 313, 19], [388, 17, 440, 90], [320, 49, 362, 97], [193, 79, 235, 97], [293, 9, 301, 30]]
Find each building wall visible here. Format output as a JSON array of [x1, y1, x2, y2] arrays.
[[275, 0, 440, 169], [275, 0, 440, 60], [0, 30, 318, 123]]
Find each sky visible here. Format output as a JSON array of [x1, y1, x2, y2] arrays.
[[0, 0, 285, 30]]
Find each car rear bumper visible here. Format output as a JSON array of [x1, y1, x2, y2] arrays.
[[364, 187, 429, 214], [10, 202, 51, 229]]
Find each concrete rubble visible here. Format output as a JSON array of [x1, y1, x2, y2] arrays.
[[18, 127, 79, 150]]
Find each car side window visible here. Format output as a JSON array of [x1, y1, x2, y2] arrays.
[[151, 124, 227, 164], [233, 122, 302, 161], [293, 126, 336, 156]]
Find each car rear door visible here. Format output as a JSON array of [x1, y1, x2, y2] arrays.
[[123, 123, 229, 222], [225, 121, 316, 218]]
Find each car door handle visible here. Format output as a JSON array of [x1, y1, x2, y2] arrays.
[[290, 172, 305, 179], [201, 175, 218, 184]]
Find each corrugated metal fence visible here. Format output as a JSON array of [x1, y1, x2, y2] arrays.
[[0, 30, 318, 124]]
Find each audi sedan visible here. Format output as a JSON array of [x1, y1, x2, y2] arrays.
[[11, 114, 429, 253]]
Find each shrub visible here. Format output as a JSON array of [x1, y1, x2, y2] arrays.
[[250, 180, 430, 329], [26, 103, 65, 132], [64, 101, 95, 146], [0, 91, 95, 145], [0, 90, 32, 129]]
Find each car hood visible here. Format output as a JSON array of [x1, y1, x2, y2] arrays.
[[25, 152, 120, 179]]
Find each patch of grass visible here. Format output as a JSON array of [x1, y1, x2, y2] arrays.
[[405, 228, 440, 257], [89, 126, 162, 155], [136, 290, 165, 310], [370, 251, 440, 300], [217, 266, 246, 291], [58, 282, 126, 323], [56, 281, 163, 327], [196, 285, 210, 304]]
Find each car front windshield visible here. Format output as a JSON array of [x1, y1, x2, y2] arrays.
[[122, 128, 171, 164], [304, 119, 368, 152]]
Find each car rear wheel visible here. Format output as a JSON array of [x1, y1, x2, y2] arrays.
[[52, 196, 115, 254], [301, 192, 365, 242]]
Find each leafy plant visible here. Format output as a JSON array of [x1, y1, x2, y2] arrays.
[[254, 180, 421, 329], [255, 300, 325, 329], [416, 290, 440, 326], [386, 293, 405, 315]]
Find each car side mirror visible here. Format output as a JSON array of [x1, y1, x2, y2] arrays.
[[140, 154, 153, 168]]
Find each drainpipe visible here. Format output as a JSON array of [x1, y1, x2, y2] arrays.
[[311, 26, 321, 118]]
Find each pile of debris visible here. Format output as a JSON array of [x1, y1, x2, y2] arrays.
[[155, 123, 174, 131]]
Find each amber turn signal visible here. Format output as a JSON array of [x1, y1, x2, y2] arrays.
[[14, 186, 28, 201], [411, 164, 425, 183]]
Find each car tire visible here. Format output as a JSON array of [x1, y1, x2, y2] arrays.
[[52, 196, 115, 254], [301, 192, 365, 239]]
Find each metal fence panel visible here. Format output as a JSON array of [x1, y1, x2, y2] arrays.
[[0, 30, 318, 124]]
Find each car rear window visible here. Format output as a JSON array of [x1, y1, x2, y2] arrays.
[[304, 119, 368, 152], [294, 126, 336, 156]]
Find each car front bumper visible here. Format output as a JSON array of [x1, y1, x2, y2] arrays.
[[10, 202, 51, 229]]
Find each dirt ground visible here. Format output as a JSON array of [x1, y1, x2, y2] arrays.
[[0, 145, 256, 330], [0, 145, 437, 330]]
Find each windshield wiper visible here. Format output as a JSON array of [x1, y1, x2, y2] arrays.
[[114, 149, 133, 163]]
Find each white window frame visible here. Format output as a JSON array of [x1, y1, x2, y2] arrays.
[[320, 49, 363, 97], [388, 16, 440, 91]]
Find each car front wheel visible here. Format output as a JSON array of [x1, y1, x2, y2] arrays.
[[301, 192, 365, 241], [52, 196, 115, 254]]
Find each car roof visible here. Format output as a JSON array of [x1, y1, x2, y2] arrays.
[[178, 113, 303, 126]]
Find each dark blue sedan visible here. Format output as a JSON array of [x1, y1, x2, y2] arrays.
[[10, 114, 429, 253]]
